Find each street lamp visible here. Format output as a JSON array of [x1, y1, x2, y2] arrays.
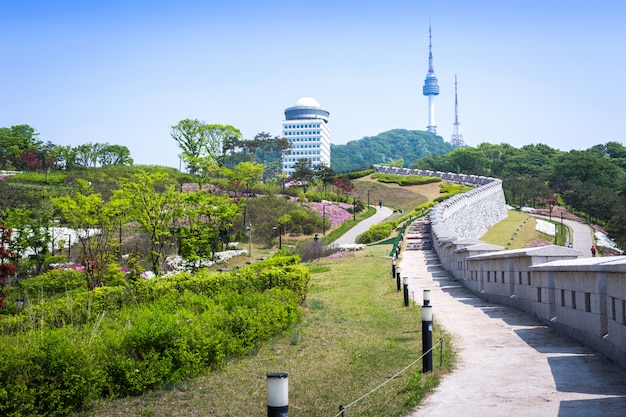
[[322, 204, 327, 235], [66, 234, 71, 262], [247, 223, 252, 257], [273, 226, 282, 249], [353, 197, 356, 221]]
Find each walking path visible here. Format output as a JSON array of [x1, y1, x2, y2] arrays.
[[401, 247, 626, 417], [330, 205, 393, 247]]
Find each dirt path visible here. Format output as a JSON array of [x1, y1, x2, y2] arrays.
[[400, 249, 626, 417]]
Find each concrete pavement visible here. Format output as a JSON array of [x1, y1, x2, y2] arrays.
[[330, 205, 393, 246], [401, 248, 626, 417]]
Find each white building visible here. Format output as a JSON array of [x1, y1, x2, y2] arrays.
[[282, 97, 330, 176]]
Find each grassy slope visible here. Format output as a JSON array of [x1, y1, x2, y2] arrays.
[[85, 178, 548, 417], [85, 246, 453, 417]]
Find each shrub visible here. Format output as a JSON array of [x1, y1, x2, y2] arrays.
[[371, 173, 441, 186], [0, 328, 105, 417], [356, 221, 397, 244], [337, 169, 375, 180]]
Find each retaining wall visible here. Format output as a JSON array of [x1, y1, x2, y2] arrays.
[[375, 165, 626, 368]]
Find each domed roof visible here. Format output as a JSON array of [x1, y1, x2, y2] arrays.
[[295, 97, 320, 108]]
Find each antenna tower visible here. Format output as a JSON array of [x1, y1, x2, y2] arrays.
[[450, 74, 466, 147]]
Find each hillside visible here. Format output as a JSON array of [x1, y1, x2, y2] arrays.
[[330, 129, 453, 172]]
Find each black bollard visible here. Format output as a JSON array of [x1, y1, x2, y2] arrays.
[[392, 257, 396, 280], [422, 305, 433, 373], [403, 276, 409, 306], [267, 373, 288, 417], [396, 266, 401, 291]]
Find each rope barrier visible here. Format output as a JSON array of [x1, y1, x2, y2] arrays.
[[333, 338, 444, 417]]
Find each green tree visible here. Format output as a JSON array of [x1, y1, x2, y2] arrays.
[[52, 179, 120, 287], [98, 144, 134, 166], [177, 191, 240, 268], [224, 162, 264, 196], [170, 119, 207, 175], [290, 158, 315, 193], [204, 124, 242, 167], [3, 207, 54, 277], [111, 172, 179, 276]]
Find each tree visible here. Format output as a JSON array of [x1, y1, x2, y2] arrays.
[[204, 124, 242, 167], [52, 179, 120, 288], [171, 119, 207, 175], [290, 158, 315, 193], [98, 144, 133, 166], [111, 171, 179, 276], [314, 165, 336, 192], [3, 207, 54, 277], [177, 191, 240, 268], [224, 162, 264, 196]]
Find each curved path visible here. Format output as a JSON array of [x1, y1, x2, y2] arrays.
[[400, 247, 626, 417], [330, 205, 393, 246]]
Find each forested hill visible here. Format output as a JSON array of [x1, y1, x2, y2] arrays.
[[330, 129, 453, 172]]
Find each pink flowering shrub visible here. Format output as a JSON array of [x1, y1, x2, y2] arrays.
[[523, 238, 552, 248], [307, 202, 352, 227]]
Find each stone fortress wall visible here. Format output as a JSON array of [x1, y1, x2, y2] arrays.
[[374, 165, 626, 368]]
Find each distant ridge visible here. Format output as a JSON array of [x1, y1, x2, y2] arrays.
[[330, 129, 453, 172]]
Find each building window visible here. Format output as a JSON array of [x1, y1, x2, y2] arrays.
[[571, 291, 576, 310], [537, 287, 542, 303], [585, 293, 591, 312], [527, 272, 531, 286], [561, 289, 565, 307], [518, 271, 522, 285]]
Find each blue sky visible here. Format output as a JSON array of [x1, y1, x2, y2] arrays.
[[1, 1, 625, 167]]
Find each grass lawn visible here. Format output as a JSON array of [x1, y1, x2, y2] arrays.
[[84, 246, 453, 417]]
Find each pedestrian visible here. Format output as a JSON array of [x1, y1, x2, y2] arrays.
[[379, 200, 382, 208], [591, 246, 596, 257], [314, 234, 319, 243]]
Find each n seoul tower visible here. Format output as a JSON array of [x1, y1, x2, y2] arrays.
[[422, 25, 440, 134]]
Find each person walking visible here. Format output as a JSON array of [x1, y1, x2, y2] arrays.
[[591, 246, 597, 257]]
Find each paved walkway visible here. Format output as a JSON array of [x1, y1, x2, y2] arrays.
[[330, 205, 393, 246], [401, 248, 626, 417]]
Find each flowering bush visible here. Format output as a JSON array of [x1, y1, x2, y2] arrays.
[[524, 238, 553, 248], [595, 232, 623, 254], [535, 219, 556, 236], [307, 202, 352, 227], [162, 250, 248, 276]]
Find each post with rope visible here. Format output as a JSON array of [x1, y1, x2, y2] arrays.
[[403, 276, 409, 306], [267, 372, 288, 417], [422, 305, 433, 373], [391, 256, 396, 279], [396, 266, 401, 292]]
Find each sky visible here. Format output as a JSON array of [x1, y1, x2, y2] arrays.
[[2, 0, 625, 168]]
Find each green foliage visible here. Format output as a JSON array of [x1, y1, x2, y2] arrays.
[[7, 171, 68, 184], [355, 221, 398, 244], [330, 129, 453, 172], [0, 327, 106, 417], [337, 168, 375, 180], [0, 255, 308, 415], [372, 172, 442, 186]]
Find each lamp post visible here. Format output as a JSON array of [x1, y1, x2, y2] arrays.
[[422, 304, 433, 373], [396, 266, 401, 292], [66, 234, 71, 262], [267, 372, 288, 417], [391, 256, 396, 279], [248, 223, 252, 257], [367, 189, 370, 207], [403, 276, 409, 306], [423, 289, 431, 306], [322, 204, 327, 235], [353, 197, 356, 221], [273, 226, 282, 250]]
